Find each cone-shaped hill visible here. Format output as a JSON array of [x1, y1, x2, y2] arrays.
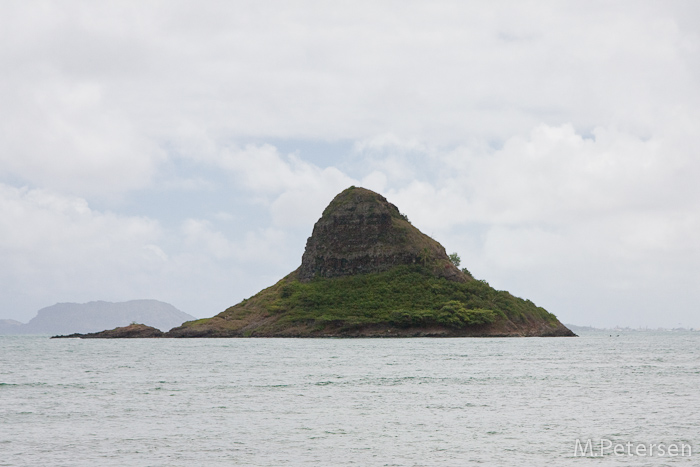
[[168, 186, 575, 337]]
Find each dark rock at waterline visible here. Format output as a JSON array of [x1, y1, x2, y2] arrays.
[[52, 323, 164, 339]]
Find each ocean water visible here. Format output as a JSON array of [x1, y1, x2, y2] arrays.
[[0, 332, 698, 466]]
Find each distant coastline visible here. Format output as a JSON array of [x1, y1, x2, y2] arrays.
[[0, 300, 194, 335], [565, 324, 698, 333]]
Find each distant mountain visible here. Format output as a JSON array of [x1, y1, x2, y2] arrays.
[[0, 319, 23, 334], [0, 300, 195, 335]]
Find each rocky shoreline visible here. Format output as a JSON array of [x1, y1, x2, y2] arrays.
[[53, 321, 575, 339]]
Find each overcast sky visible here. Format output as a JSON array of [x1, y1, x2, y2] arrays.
[[1, 1, 699, 328]]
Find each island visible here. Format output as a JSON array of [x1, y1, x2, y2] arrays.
[[55, 187, 575, 338]]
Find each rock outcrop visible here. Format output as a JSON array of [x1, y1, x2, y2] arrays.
[[52, 323, 164, 339], [299, 188, 465, 282]]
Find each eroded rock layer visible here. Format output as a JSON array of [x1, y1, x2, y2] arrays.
[[299, 187, 465, 282]]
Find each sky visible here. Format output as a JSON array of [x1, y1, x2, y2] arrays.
[[1, 1, 699, 328]]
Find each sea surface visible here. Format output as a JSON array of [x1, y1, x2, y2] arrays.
[[1, 332, 698, 466]]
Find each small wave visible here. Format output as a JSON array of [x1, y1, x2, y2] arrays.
[[0, 382, 46, 388]]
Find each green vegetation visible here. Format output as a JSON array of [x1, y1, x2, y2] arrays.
[[169, 186, 572, 337], [240, 265, 556, 331]]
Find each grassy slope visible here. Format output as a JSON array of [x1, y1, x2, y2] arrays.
[[172, 265, 569, 337]]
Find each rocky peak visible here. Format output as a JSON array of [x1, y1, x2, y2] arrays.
[[298, 186, 467, 282]]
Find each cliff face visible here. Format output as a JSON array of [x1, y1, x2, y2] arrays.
[[299, 187, 464, 282], [166, 186, 575, 338]]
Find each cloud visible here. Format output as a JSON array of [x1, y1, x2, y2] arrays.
[[1, 2, 699, 328], [366, 122, 700, 326], [3, 2, 698, 197], [0, 183, 308, 321], [376, 121, 699, 229], [0, 77, 164, 196], [192, 143, 357, 228], [0, 184, 163, 316]]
